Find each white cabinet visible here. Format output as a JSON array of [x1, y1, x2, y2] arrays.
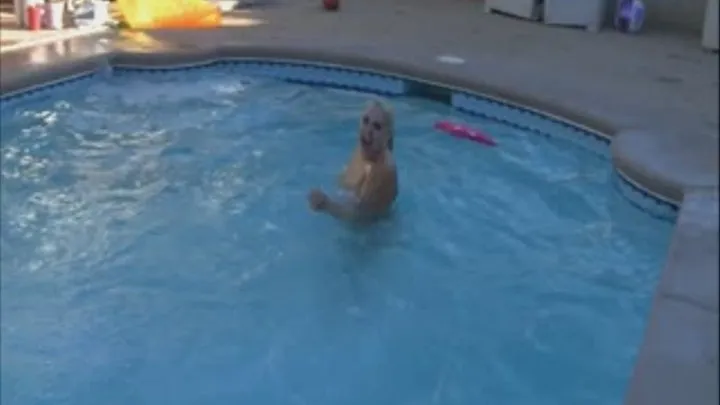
[[484, 0, 542, 21], [485, 0, 608, 32], [702, 0, 718, 51], [543, 0, 608, 32]]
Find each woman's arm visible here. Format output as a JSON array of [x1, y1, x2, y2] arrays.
[[338, 147, 364, 190]]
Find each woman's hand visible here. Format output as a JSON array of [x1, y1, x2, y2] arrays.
[[308, 189, 329, 212]]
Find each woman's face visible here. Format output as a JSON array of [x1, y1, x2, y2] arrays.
[[359, 103, 391, 160]]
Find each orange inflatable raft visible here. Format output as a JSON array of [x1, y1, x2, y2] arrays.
[[118, 0, 222, 29]]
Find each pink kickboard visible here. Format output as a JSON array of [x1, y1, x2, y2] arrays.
[[434, 120, 497, 147]]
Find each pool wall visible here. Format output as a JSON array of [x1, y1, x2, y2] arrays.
[[0, 54, 682, 221], [1, 45, 717, 405]]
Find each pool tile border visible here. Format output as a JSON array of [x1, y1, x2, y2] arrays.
[[0, 71, 97, 111], [451, 92, 611, 157], [0, 41, 713, 405], [613, 171, 679, 221], [112, 60, 409, 96], [108, 59, 614, 152], [0, 58, 678, 221]]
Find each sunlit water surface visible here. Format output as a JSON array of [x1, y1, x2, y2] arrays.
[[1, 70, 673, 405]]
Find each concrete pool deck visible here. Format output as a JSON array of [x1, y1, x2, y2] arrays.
[[0, 0, 717, 403]]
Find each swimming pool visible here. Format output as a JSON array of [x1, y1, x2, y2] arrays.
[[1, 64, 674, 405]]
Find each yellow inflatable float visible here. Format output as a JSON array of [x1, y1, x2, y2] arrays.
[[118, 0, 222, 29]]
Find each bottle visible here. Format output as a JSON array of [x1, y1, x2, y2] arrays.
[[26, 2, 43, 31], [46, 0, 66, 30], [615, 0, 646, 34]]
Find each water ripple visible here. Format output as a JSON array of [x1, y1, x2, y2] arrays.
[[0, 72, 673, 405]]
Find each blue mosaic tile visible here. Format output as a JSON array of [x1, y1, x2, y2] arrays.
[[0, 59, 677, 220], [613, 171, 679, 221], [112, 61, 215, 75], [113, 60, 407, 96], [451, 92, 611, 158], [0, 72, 97, 111], [230, 60, 406, 95], [449, 92, 675, 219]]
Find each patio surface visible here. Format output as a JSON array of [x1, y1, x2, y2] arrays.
[[4, 0, 717, 195], [0, 0, 718, 404], [0, 2, 108, 53]]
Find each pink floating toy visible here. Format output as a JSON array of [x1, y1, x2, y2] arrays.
[[434, 120, 497, 147]]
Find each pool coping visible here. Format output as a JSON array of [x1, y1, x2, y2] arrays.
[[0, 25, 110, 55], [1, 43, 717, 405]]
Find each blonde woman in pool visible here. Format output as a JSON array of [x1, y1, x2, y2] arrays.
[[308, 100, 398, 221]]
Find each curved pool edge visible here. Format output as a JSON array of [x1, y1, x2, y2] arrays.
[[625, 187, 719, 405], [2, 44, 716, 211], [613, 130, 719, 204], [1, 43, 717, 405], [0, 45, 680, 211]]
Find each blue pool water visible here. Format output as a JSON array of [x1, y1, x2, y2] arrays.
[[1, 68, 673, 405]]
